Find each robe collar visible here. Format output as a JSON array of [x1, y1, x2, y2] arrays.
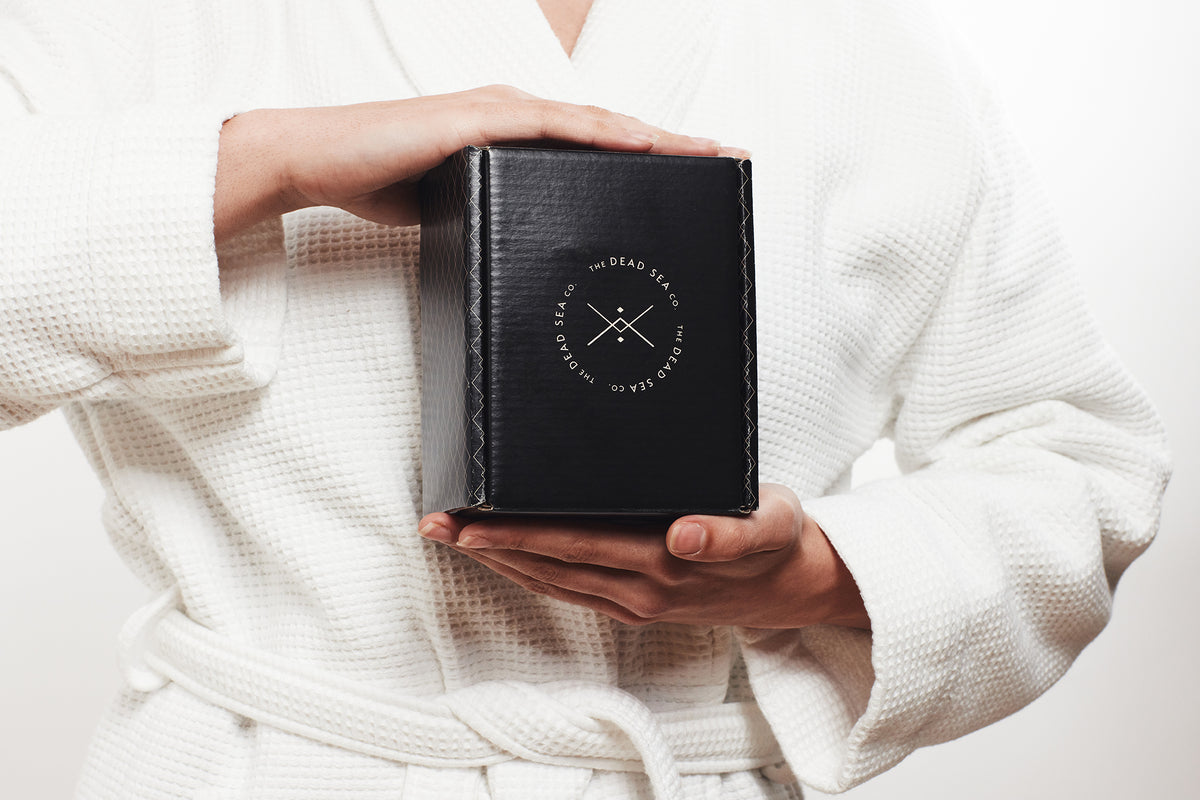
[[370, 0, 717, 130]]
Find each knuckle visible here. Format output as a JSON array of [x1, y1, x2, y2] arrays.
[[482, 83, 523, 99], [496, 530, 526, 551], [522, 577, 554, 596], [528, 560, 561, 586], [607, 608, 635, 625], [587, 112, 614, 130], [764, 483, 801, 519], [562, 537, 596, 564], [657, 556, 691, 588], [527, 98, 557, 135], [726, 528, 756, 560], [627, 591, 669, 621], [537, 97, 565, 119]]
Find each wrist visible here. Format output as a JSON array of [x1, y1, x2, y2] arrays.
[[794, 513, 871, 630], [214, 109, 300, 243]]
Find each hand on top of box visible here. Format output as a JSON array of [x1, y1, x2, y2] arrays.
[[212, 84, 749, 243]]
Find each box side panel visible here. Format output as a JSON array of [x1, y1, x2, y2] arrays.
[[736, 159, 760, 512], [463, 149, 489, 506], [418, 147, 487, 513]]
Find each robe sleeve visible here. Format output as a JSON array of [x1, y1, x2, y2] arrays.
[[734, 86, 1171, 793], [0, 6, 287, 430]]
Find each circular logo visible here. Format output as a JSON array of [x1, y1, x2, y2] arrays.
[[552, 256, 685, 393]]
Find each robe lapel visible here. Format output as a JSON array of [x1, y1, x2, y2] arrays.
[[370, 0, 581, 101], [570, 0, 718, 130], [370, 0, 717, 130]]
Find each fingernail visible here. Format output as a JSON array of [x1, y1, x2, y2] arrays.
[[722, 146, 752, 160], [625, 128, 660, 146], [457, 534, 491, 549], [669, 523, 706, 555], [689, 137, 721, 150], [419, 521, 453, 544]]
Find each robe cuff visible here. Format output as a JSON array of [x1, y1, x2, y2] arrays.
[[735, 487, 972, 793], [1, 105, 286, 415], [87, 106, 287, 394]]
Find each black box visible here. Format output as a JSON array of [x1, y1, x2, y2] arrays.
[[419, 146, 756, 517]]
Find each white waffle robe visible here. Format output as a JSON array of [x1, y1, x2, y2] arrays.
[[0, 1, 1169, 797]]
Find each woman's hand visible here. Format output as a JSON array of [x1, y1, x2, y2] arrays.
[[214, 84, 747, 242], [417, 484, 870, 630]]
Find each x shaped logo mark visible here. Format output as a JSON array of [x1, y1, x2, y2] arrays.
[[587, 303, 655, 347]]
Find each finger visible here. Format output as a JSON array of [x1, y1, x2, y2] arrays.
[[606, 109, 750, 160], [454, 547, 661, 626], [458, 89, 720, 156], [528, 100, 722, 156], [418, 512, 467, 544], [459, 546, 681, 615], [666, 487, 798, 563], [644, 130, 722, 156], [341, 182, 421, 228], [451, 518, 669, 572], [718, 145, 752, 160], [465, 551, 657, 606]]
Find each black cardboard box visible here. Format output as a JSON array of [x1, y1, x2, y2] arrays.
[[419, 146, 756, 517]]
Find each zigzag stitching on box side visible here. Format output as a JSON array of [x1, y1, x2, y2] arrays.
[[737, 160, 758, 512]]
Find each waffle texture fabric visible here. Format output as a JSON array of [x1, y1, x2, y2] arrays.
[[0, 0, 1169, 798]]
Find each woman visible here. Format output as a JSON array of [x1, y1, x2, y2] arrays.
[[0, 0, 1168, 797]]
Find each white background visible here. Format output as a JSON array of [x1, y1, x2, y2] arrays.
[[2, 1, 1197, 797]]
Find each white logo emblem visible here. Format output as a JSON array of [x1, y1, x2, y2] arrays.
[[587, 304, 655, 347], [552, 256, 685, 393]]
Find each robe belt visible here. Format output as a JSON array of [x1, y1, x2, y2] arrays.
[[118, 590, 789, 800]]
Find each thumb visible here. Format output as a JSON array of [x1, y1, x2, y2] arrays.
[[666, 509, 795, 563]]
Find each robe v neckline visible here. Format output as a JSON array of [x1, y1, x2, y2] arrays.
[[370, 0, 718, 130]]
